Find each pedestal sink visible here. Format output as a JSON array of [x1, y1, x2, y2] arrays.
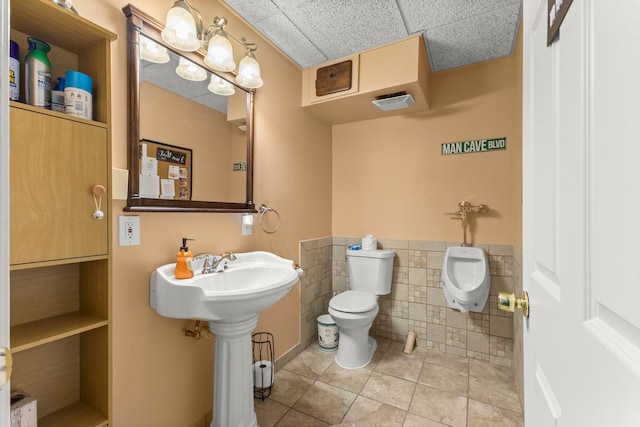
[[150, 251, 303, 427]]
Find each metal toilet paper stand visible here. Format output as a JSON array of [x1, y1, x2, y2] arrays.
[[252, 332, 274, 400]]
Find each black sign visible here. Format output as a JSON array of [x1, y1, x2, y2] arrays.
[[156, 147, 187, 165]]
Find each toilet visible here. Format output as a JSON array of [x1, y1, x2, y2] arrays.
[[441, 246, 491, 313], [328, 249, 395, 369]]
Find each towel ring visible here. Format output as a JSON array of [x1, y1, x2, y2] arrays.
[[259, 204, 281, 234]]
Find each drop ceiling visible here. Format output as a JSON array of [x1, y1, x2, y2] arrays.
[[222, 0, 522, 72]]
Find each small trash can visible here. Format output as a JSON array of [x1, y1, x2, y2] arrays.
[[317, 314, 338, 351]]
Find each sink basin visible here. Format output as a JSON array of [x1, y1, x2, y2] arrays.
[[150, 251, 303, 321], [149, 251, 303, 427]]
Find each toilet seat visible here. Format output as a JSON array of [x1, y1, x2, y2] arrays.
[[329, 290, 377, 313]]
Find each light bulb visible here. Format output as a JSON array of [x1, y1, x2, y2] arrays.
[[161, 3, 200, 52], [205, 33, 236, 72], [236, 53, 263, 88]]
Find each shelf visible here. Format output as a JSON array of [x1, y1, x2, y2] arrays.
[[9, 254, 109, 271], [40, 401, 107, 427], [11, 312, 108, 353], [10, 0, 116, 53], [9, 101, 108, 128]]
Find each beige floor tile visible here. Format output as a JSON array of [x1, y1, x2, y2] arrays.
[[254, 398, 289, 427], [409, 385, 467, 427], [418, 363, 469, 395], [275, 336, 523, 427], [341, 395, 406, 427], [387, 341, 429, 361], [294, 381, 358, 425], [468, 358, 512, 382], [319, 362, 372, 394], [375, 336, 393, 353], [305, 342, 340, 360], [424, 349, 470, 372], [283, 349, 335, 380], [270, 369, 315, 407], [468, 359, 521, 414], [403, 413, 449, 427], [467, 399, 523, 427], [365, 342, 387, 371], [274, 409, 330, 427], [375, 349, 425, 382], [360, 371, 416, 410]]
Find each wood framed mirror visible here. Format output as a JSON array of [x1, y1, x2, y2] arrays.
[[123, 4, 255, 212]]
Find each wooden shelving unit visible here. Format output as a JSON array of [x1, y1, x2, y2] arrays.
[[8, 1, 115, 425]]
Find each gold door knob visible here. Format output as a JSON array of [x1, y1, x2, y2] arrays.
[[498, 291, 530, 318]]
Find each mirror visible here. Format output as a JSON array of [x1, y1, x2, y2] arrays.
[[123, 4, 255, 212]]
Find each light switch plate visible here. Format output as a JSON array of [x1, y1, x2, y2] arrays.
[[119, 215, 140, 246]]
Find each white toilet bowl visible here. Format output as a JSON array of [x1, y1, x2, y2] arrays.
[[328, 249, 394, 369], [441, 246, 491, 313], [329, 290, 379, 369]]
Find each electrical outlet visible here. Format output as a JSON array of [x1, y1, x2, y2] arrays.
[[119, 215, 140, 246]]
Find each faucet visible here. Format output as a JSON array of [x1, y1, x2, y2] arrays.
[[211, 251, 237, 273], [190, 252, 237, 274]]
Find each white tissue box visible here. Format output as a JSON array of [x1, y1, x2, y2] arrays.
[[10, 391, 37, 427]]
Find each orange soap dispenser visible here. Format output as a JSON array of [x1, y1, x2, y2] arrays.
[[175, 238, 194, 279]]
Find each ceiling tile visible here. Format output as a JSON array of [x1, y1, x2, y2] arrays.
[[222, 0, 280, 24], [424, 4, 521, 71], [278, 0, 408, 59], [254, 12, 327, 68], [399, 0, 521, 32]]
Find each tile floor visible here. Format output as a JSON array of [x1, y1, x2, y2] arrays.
[[255, 338, 523, 427]]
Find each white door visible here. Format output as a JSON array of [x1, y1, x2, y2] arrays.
[[523, 0, 640, 425], [0, 0, 10, 425]]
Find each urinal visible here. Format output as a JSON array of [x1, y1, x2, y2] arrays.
[[441, 246, 490, 313]]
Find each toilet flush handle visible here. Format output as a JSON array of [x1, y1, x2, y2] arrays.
[[498, 291, 530, 318]]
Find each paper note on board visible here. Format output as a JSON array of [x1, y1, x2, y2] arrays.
[[168, 165, 180, 179], [160, 179, 175, 199], [139, 174, 159, 198], [141, 156, 157, 176]]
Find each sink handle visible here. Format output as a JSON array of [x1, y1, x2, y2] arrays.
[[189, 254, 215, 274]]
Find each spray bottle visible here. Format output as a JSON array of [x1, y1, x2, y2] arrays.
[[25, 37, 52, 109]]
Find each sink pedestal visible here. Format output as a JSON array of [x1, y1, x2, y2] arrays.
[[208, 314, 259, 427]]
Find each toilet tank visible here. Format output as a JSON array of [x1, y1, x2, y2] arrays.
[[347, 249, 395, 295]]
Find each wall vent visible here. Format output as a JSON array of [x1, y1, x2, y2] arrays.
[[371, 92, 415, 111]]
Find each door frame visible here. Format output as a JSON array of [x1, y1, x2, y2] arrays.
[[0, 0, 11, 424]]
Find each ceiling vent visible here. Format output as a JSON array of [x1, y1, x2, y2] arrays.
[[372, 92, 415, 111]]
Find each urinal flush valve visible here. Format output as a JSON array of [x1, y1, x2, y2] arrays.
[[445, 201, 490, 246]]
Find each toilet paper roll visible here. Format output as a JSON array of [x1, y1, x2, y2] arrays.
[[404, 331, 416, 354], [362, 234, 377, 251], [253, 360, 273, 388]]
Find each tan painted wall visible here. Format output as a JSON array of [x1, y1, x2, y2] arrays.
[[72, 0, 332, 425], [332, 42, 522, 247], [67, 0, 521, 424]]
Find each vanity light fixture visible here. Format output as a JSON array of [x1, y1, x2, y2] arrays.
[[176, 56, 207, 81], [162, 0, 263, 88]]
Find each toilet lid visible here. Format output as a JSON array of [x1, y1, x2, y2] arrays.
[[330, 290, 377, 313]]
